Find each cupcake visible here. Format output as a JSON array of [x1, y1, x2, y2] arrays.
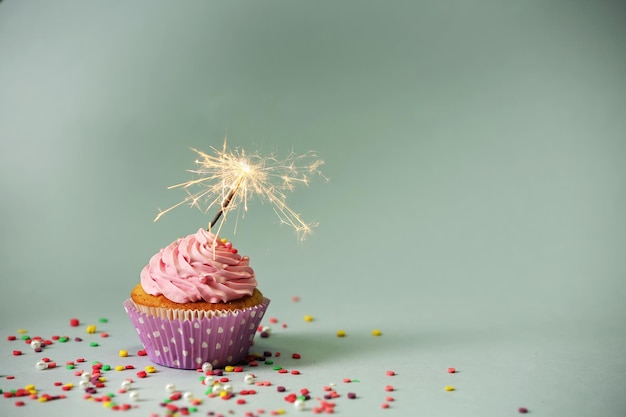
[[124, 228, 270, 369]]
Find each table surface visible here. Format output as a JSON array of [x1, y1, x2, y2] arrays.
[[1, 1, 625, 416]]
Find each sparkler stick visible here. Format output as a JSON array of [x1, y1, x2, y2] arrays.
[[154, 138, 325, 241]]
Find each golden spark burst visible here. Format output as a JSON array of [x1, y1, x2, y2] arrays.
[[154, 139, 326, 241]]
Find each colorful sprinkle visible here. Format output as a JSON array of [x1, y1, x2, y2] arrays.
[[447, 367, 456, 374], [70, 318, 80, 327], [444, 385, 455, 391], [336, 330, 346, 337], [372, 329, 382, 336], [304, 315, 314, 322], [86, 325, 97, 334], [519, 407, 529, 414]]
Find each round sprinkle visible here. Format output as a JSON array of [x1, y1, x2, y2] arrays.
[[165, 383, 176, 393], [444, 385, 455, 391], [129, 391, 139, 401], [202, 362, 213, 373], [372, 329, 382, 336], [35, 361, 47, 371], [30, 340, 42, 349], [336, 330, 346, 337], [204, 376, 215, 385], [304, 315, 314, 322], [518, 407, 529, 414], [447, 367, 456, 374], [243, 374, 255, 385], [294, 399, 305, 410]]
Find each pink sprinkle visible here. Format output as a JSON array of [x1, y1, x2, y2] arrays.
[[343, 378, 352, 383], [381, 402, 390, 409], [447, 367, 456, 374], [291, 296, 300, 302], [518, 407, 529, 414], [100, 332, 109, 338], [386, 370, 396, 376], [385, 396, 395, 402], [269, 318, 278, 324], [385, 385, 394, 392]]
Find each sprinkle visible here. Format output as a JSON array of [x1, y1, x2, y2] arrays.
[[100, 333, 109, 338], [86, 325, 97, 334], [224, 365, 235, 372], [292, 296, 300, 302], [347, 392, 357, 399], [12, 350, 22, 356], [36, 361, 47, 370], [18, 329, 27, 334], [518, 407, 529, 414], [385, 385, 394, 392], [304, 315, 314, 322], [291, 370, 301, 375], [15, 400, 26, 407], [145, 366, 157, 373], [381, 402, 390, 409], [447, 367, 456, 374], [136, 371, 147, 378], [70, 318, 80, 327], [30, 340, 42, 349], [277, 386, 286, 392], [243, 374, 255, 385], [165, 383, 176, 393], [336, 330, 346, 337], [99, 318, 108, 323], [119, 349, 128, 357], [386, 370, 396, 376], [137, 349, 147, 356], [7, 335, 16, 341], [372, 329, 382, 336], [292, 353, 301, 359], [202, 362, 213, 373], [444, 385, 455, 391], [269, 317, 278, 324]]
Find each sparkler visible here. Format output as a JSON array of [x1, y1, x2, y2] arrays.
[[154, 138, 325, 241]]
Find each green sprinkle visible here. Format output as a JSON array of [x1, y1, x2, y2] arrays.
[[107, 393, 115, 398], [66, 364, 75, 370], [102, 365, 111, 371], [272, 366, 282, 371], [189, 407, 198, 412], [162, 398, 172, 403], [21, 335, 30, 340], [99, 318, 108, 323], [90, 342, 99, 347], [352, 379, 360, 383], [59, 337, 68, 343], [297, 395, 307, 401], [264, 360, 274, 365]]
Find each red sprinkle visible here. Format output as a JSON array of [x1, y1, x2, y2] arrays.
[[137, 349, 147, 356], [518, 407, 529, 414], [12, 350, 22, 356], [269, 318, 278, 324], [136, 371, 147, 378], [386, 370, 396, 376], [381, 402, 390, 409], [7, 335, 17, 341], [100, 333, 109, 338], [385, 385, 394, 392], [447, 367, 456, 374], [291, 370, 300, 375], [237, 399, 246, 405], [386, 396, 395, 402], [70, 318, 80, 327], [15, 401, 26, 407], [292, 353, 301, 359]]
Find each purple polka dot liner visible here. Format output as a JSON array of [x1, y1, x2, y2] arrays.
[[123, 297, 270, 370]]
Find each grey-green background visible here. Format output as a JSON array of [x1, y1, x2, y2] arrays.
[[1, 1, 625, 416]]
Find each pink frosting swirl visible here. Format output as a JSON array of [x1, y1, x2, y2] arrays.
[[140, 228, 257, 303]]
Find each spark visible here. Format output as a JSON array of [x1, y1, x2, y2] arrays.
[[154, 138, 326, 241]]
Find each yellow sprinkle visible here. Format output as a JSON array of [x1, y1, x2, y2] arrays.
[[444, 385, 455, 391], [224, 365, 235, 372], [86, 324, 97, 334], [221, 238, 227, 243], [24, 384, 36, 391], [145, 365, 157, 373], [371, 329, 382, 336], [274, 409, 286, 415], [28, 389, 38, 395], [17, 329, 27, 334], [38, 397, 48, 403], [336, 330, 346, 337], [64, 383, 74, 388], [219, 391, 228, 398], [115, 365, 125, 371], [118, 349, 128, 357], [98, 377, 107, 382], [304, 315, 314, 322]]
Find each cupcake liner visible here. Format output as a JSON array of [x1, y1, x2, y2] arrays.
[[123, 298, 270, 369]]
